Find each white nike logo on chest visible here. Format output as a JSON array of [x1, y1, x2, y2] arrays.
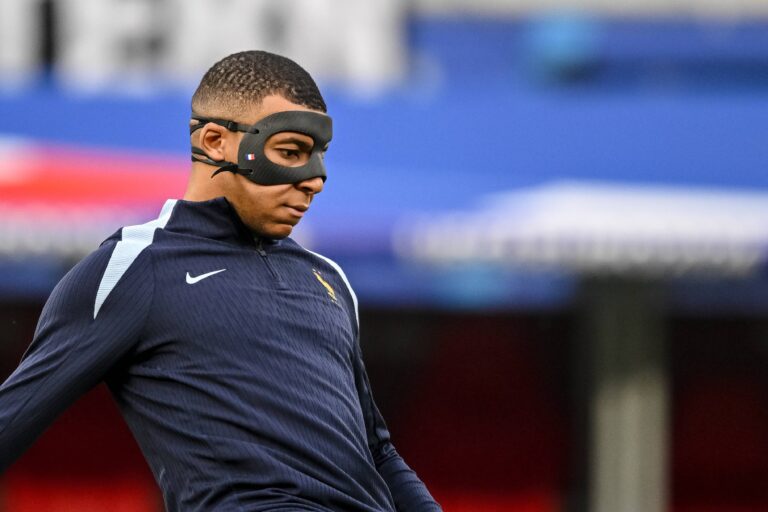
[[186, 269, 227, 284]]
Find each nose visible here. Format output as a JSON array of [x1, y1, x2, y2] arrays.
[[296, 176, 324, 195]]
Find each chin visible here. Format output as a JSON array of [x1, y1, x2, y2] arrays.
[[262, 225, 294, 240]]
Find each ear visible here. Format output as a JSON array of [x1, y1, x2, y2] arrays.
[[198, 123, 231, 162]]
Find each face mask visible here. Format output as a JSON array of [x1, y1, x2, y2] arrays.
[[190, 110, 333, 185]]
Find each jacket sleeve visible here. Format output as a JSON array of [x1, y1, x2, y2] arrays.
[[0, 241, 154, 473], [353, 341, 442, 512]]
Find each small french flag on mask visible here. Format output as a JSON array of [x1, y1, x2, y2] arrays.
[[246, 154, 256, 161]]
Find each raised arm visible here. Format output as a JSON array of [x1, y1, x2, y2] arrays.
[[0, 241, 153, 472]]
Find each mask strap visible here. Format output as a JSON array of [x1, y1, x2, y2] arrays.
[[189, 116, 258, 134], [210, 165, 249, 178], [189, 116, 256, 177], [190, 147, 246, 179], [191, 147, 225, 166]]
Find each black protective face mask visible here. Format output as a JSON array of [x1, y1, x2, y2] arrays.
[[190, 110, 333, 185]]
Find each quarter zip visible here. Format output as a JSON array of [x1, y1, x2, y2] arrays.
[[255, 237, 287, 289]]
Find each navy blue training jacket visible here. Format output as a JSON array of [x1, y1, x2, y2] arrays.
[[0, 197, 441, 512]]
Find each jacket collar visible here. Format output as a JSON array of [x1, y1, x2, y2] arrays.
[[165, 197, 279, 247]]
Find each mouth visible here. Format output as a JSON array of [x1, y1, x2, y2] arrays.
[[285, 204, 309, 218]]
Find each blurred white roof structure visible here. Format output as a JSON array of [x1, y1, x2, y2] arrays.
[[395, 181, 768, 276]]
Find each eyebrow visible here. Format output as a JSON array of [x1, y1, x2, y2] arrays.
[[272, 134, 314, 150]]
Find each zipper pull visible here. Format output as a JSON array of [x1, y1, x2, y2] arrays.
[[255, 237, 267, 256]]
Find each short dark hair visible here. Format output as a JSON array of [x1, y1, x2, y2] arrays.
[[191, 51, 326, 119]]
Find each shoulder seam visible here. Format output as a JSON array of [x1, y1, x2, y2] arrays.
[[93, 199, 177, 319]]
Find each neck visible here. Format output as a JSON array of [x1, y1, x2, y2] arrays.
[[184, 164, 227, 201]]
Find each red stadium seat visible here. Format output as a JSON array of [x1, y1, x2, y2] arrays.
[[394, 316, 569, 512]]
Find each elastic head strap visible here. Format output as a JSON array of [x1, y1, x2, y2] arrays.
[[191, 147, 223, 166], [189, 116, 258, 134], [190, 146, 244, 178], [189, 116, 252, 168]]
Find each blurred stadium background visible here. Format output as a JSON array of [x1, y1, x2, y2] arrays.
[[3, 0, 768, 511]]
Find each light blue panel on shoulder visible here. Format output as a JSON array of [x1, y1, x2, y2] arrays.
[[93, 199, 177, 319]]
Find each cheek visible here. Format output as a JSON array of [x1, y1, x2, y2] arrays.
[[226, 180, 297, 230], [232, 186, 284, 229], [236, 193, 269, 223]]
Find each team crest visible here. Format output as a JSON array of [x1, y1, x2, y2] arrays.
[[312, 269, 338, 304]]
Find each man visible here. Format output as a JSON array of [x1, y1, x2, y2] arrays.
[[0, 51, 441, 511]]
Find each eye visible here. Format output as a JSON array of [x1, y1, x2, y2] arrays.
[[278, 148, 300, 160], [266, 138, 312, 167]]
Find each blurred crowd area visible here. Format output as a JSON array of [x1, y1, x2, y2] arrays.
[[2, 1, 768, 511]]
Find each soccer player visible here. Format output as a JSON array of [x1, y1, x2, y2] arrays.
[[0, 51, 441, 512]]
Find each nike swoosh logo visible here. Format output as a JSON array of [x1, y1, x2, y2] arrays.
[[186, 269, 227, 284]]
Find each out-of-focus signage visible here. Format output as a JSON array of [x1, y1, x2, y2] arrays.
[[0, 0, 405, 94]]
